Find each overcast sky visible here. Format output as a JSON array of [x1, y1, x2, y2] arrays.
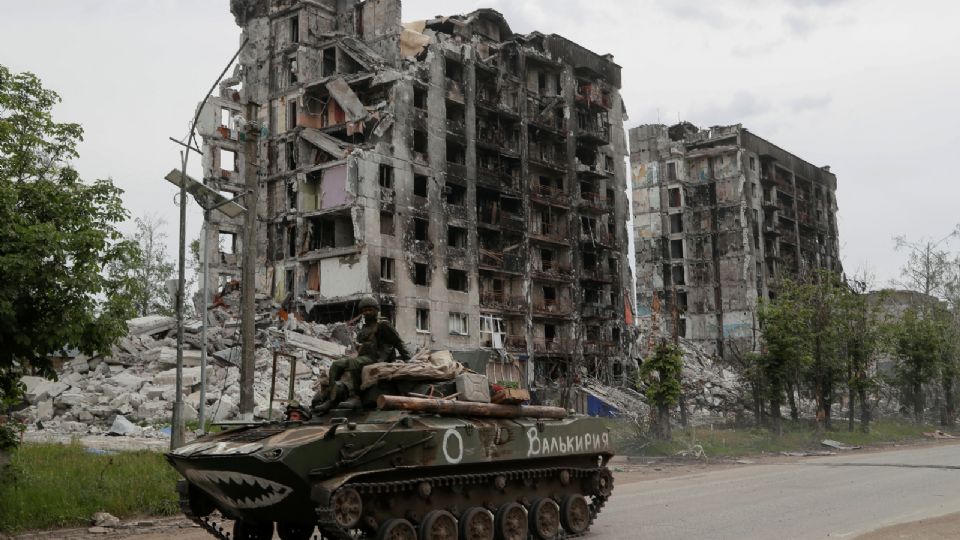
[[2, 0, 958, 288]]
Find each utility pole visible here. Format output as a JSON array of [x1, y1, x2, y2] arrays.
[[239, 103, 259, 421]]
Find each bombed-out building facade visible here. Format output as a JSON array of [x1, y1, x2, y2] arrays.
[[195, 0, 632, 394], [630, 123, 840, 358]]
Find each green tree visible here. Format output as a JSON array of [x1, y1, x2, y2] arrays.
[[758, 279, 813, 435], [108, 214, 175, 317], [894, 308, 944, 423], [0, 65, 137, 450], [638, 341, 683, 440], [841, 280, 885, 433]]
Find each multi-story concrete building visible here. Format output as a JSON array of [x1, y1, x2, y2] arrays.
[[195, 0, 632, 395], [630, 122, 840, 358]]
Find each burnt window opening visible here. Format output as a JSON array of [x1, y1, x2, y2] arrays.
[[413, 130, 428, 156], [448, 226, 467, 249], [749, 156, 756, 171], [414, 174, 429, 198], [604, 155, 614, 171], [543, 286, 557, 301], [289, 15, 299, 43], [414, 263, 429, 286], [670, 239, 684, 259], [667, 162, 677, 181], [286, 141, 297, 171], [672, 265, 685, 286], [586, 325, 600, 342], [287, 100, 298, 130], [380, 211, 395, 236], [322, 47, 336, 77], [379, 303, 395, 324], [584, 288, 599, 304], [668, 187, 682, 208], [308, 215, 355, 250], [583, 252, 597, 270], [446, 141, 465, 164], [414, 218, 429, 241], [606, 188, 615, 204], [447, 102, 465, 123], [287, 56, 298, 86], [445, 183, 466, 205], [218, 231, 237, 255], [445, 58, 464, 82], [287, 225, 297, 257], [413, 85, 427, 109], [670, 213, 683, 234], [283, 183, 296, 215], [220, 148, 237, 173], [416, 308, 430, 332], [380, 257, 395, 281], [544, 323, 557, 340], [678, 317, 687, 338], [537, 72, 547, 94], [448, 269, 468, 292], [541, 248, 555, 271], [677, 292, 688, 311], [379, 164, 394, 189]]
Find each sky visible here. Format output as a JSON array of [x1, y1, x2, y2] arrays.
[[2, 0, 959, 289]]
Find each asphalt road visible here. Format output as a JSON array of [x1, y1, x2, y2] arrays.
[[592, 443, 960, 540]]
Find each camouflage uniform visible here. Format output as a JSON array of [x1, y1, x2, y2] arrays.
[[328, 318, 411, 399]]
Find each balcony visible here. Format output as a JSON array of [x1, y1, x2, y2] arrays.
[[583, 341, 617, 355], [582, 303, 615, 319], [580, 266, 611, 282], [505, 335, 527, 351], [530, 183, 570, 207], [532, 298, 573, 317], [527, 95, 566, 132], [533, 261, 573, 282], [480, 291, 526, 313], [479, 249, 523, 273], [477, 85, 520, 117], [777, 202, 796, 220], [580, 228, 615, 247], [529, 222, 569, 244], [578, 192, 610, 213], [533, 337, 573, 354], [575, 82, 611, 111], [576, 112, 610, 146]]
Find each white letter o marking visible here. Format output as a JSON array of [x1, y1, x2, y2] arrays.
[[443, 429, 464, 464]]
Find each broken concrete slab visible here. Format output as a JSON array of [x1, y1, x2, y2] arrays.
[[282, 330, 346, 358], [126, 315, 176, 336], [325, 77, 366, 122], [153, 366, 203, 387], [107, 415, 141, 437]]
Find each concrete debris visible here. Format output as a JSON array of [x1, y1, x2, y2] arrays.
[[92, 512, 121, 528], [15, 285, 355, 439], [821, 439, 861, 451]]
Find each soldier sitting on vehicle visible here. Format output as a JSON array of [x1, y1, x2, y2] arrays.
[[312, 295, 411, 413]]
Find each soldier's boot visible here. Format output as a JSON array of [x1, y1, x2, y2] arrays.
[[337, 396, 362, 409], [311, 388, 336, 415], [337, 370, 365, 409]]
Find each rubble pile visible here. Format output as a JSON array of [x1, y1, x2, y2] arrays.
[[14, 289, 354, 437], [677, 338, 745, 421]]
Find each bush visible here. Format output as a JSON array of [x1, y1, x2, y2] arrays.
[[0, 443, 180, 533]]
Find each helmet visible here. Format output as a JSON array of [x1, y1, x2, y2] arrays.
[[358, 295, 379, 311]]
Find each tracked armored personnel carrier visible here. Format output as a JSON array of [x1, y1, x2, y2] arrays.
[[168, 392, 615, 540]]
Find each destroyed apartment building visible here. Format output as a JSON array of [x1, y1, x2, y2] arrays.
[[194, 0, 633, 395], [630, 123, 841, 359]]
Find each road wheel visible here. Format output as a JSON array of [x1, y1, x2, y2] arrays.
[[277, 521, 315, 540], [560, 494, 590, 534], [494, 502, 528, 540], [459, 507, 494, 540], [377, 518, 417, 540], [528, 498, 560, 539], [420, 510, 458, 540], [332, 487, 363, 529], [593, 469, 614, 497], [233, 520, 274, 540]]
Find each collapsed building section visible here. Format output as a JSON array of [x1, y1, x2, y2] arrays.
[[630, 123, 840, 359], [195, 0, 633, 403]]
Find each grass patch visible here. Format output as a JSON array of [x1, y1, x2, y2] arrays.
[[612, 419, 939, 459], [0, 442, 180, 533]]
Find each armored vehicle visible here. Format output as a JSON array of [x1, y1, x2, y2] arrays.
[[168, 392, 614, 540]]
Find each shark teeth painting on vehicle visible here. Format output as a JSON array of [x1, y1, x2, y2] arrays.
[[184, 469, 292, 509]]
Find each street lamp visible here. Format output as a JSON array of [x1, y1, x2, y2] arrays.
[[164, 170, 247, 442]]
